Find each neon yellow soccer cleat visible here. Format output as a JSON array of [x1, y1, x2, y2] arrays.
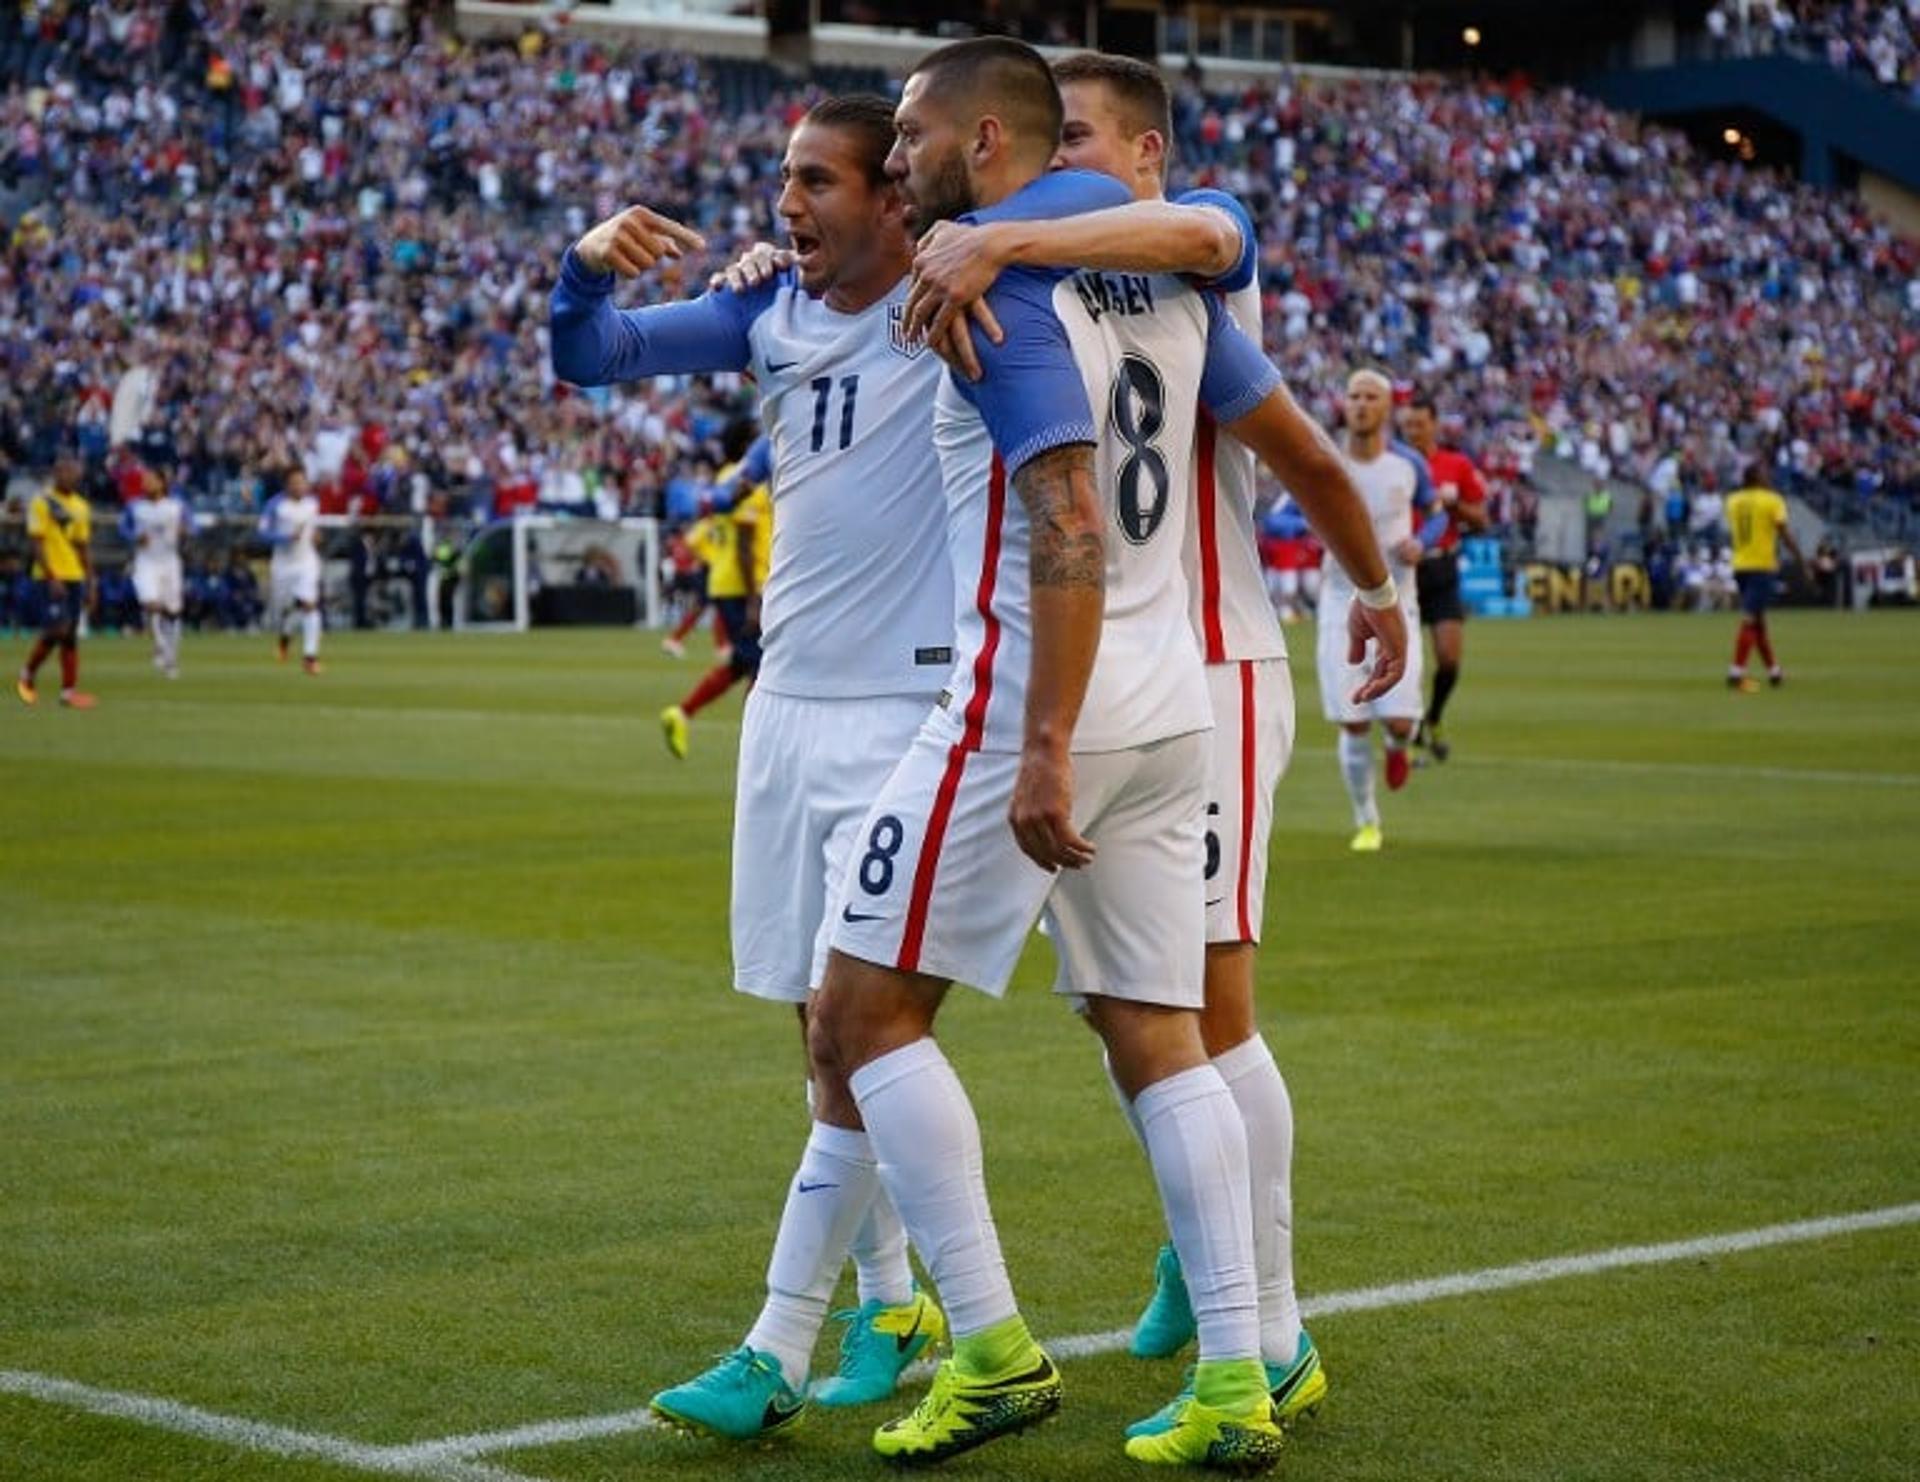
[[660, 704, 690, 760], [871, 1351, 1060, 1466], [1122, 1393, 1285, 1474], [1349, 823, 1383, 853]]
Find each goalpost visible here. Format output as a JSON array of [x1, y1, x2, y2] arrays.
[[457, 515, 663, 633]]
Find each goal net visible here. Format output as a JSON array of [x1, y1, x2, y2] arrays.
[[459, 515, 663, 632]]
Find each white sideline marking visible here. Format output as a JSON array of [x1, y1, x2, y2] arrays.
[[1292, 746, 1920, 790], [416, 1199, 1920, 1458], [0, 1370, 542, 1482]]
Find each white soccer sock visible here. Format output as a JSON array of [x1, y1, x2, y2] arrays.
[[802, 1077, 913, 1306], [1338, 729, 1379, 828], [850, 1038, 1016, 1339], [1103, 1049, 1148, 1152], [301, 607, 322, 659], [1212, 1034, 1301, 1363], [1135, 1064, 1260, 1364], [164, 616, 182, 667], [744, 1121, 883, 1388]]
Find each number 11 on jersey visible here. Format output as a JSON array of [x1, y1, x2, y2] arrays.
[[811, 374, 860, 453]]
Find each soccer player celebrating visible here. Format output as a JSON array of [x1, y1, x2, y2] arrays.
[[16, 454, 97, 709], [658, 441, 770, 759], [122, 467, 193, 679], [901, 48, 1358, 1434], [1399, 392, 1489, 759], [1322, 371, 1445, 852], [551, 96, 955, 1426], [1725, 463, 1806, 691], [806, 39, 1400, 1471], [261, 469, 325, 675]]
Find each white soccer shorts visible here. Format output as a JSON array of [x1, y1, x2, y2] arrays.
[[1204, 658, 1294, 946], [1316, 588, 1424, 724], [731, 689, 935, 1002], [829, 725, 1210, 1008], [132, 555, 183, 613], [270, 562, 321, 609]]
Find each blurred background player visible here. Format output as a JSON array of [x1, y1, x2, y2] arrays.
[[261, 470, 325, 676], [122, 468, 193, 679], [1260, 498, 1321, 624], [1399, 393, 1489, 762], [659, 442, 769, 759], [659, 522, 715, 659], [1726, 464, 1807, 691], [16, 454, 97, 709], [1320, 371, 1445, 851]]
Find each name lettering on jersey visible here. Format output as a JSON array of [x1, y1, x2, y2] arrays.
[[1072, 271, 1157, 323], [887, 304, 927, 360]]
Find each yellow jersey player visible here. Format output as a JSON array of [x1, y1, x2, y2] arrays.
[[1725, 466, 1806, 692], [16, 456, 98, 709], [660, 443, 771, 758]]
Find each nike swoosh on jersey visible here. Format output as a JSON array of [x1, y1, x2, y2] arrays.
[[797, 1180, 839, 1193], [765, 358, 798, 373], [841, 906, 885, 924]]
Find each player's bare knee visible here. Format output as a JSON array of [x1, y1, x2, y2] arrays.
[[1088, 997, 1207, 1099]]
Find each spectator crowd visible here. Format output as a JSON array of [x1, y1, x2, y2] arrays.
[[1703, 1, 1920, 103], [2, 0, 1918, 551]]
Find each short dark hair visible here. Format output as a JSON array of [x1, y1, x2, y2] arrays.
[[909, 36, 1062, 161], [1052, 52, 1172, 153], [1744, 461, 1769, 487], [802, 94, 897, 185], [1406, 391, 1440, 417]]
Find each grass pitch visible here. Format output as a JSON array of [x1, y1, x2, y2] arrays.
[[3, 612, 1917, 1481]]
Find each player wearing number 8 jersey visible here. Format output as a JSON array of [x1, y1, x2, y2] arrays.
[[899, 48, 1348, 1433], [551, 97, 954, 1431], [807, 39, 1404, 1472]]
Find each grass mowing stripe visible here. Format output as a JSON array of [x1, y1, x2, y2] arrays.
[[419, 1199, 1920, 1458], [0, 1371, 545, 1482]]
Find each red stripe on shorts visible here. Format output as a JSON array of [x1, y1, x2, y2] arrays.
[[898, 457, 1007, 971], [1235, 659, 1257, 943], [1197, 413, 1225, 664]]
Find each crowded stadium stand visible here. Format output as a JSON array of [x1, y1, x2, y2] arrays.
[[2, 0, 1916, 624]]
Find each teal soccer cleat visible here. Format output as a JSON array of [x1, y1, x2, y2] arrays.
[[810, 1289, 947, 1407], [650, 1347, 807, 1439], [1128, 1242, 1197, 1359]]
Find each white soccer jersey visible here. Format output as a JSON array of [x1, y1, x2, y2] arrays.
[[924, 174, 1282, 758], [1320, 445, 1423, 600], [124, 496, 189, 559], [1177, 189, 1287, 666], [262, 493, 322, 574], [743, 278, 953, 699]]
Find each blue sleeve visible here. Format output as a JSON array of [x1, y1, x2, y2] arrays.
[[118, 506, 137, 541], [1199, 296, 1283, 424], [258, 496, 283, 544], [1391, 442, 1449, 548], [548, 247, 772, 386], [1393, 439, 1435, 508], [740, 435, 772, 486], [967, 168, 1133, 225], [953, 267, 1095, 478], [1175, 188, 1257, 293]]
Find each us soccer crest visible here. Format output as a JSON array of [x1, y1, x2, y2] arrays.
[[888, 303, 927, 360]]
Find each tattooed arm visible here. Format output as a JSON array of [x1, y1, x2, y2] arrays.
[[1011, 441, 1105, 872]]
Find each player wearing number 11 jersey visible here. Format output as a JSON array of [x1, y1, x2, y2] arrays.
[[551, 97, 953, 1432]]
